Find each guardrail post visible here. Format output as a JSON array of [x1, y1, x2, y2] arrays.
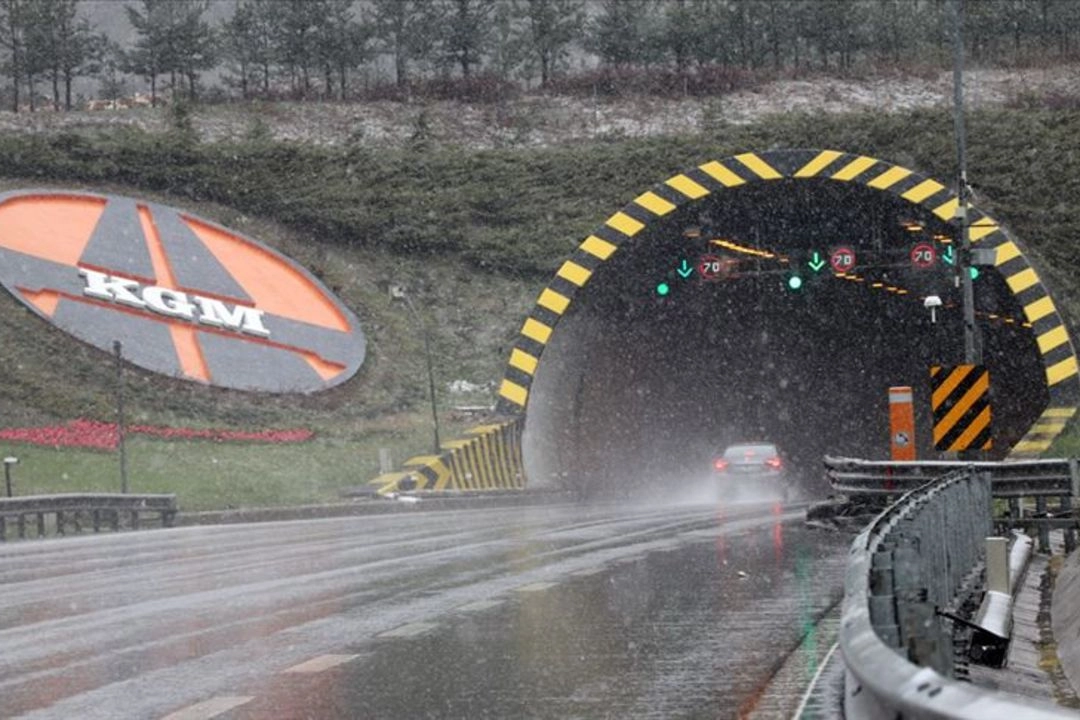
[[1060, 493, 1076, 553], [893, 506, 954, 677], [35, 512, 44, 537], [56, 510, 65, 536], [1070, 457, 1080, 502], [870, 547, 900, 647], [17, 513, 25, 539], [1035, 496, 1050, 552], [0, 515, 5, 541]]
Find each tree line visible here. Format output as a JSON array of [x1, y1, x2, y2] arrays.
[[1, 0, 1080, 112]]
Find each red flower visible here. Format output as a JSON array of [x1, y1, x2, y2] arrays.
[[0, 420, 314, 449]]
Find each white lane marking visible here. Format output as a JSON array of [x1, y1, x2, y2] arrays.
[[377, 621, 438, 638], [790, 641, 839, 719], [514, 582, 557, 593], [570, 567, 607, 577], [283, 654, 358, 673], [161, 696, 254, 720], [456, 599, 504, 612]]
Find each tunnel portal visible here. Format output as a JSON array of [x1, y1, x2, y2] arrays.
[[497, 150, 1080, 498]]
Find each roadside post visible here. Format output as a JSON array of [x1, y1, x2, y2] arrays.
[[3, 456, 17, 497], [889, 387, 916, 461]]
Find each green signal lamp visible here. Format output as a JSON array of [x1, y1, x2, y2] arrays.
[[969, 267, 980, 281], [656, 282, 671, 296], [787, 274, 804, 291]]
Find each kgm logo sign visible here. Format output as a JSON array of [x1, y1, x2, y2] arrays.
[[0, 190, 366, 393]]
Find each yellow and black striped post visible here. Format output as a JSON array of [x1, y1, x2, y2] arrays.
[[930, 364, 992, 452]]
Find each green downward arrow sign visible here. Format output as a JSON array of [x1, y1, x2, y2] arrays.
[[942, 246, 955, 266], [807, 252, 826, 272], [676, 259, 693, 278]]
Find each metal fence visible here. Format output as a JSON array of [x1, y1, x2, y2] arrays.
[[0, 493, 177, 541], [840, 470, 1074, 719]]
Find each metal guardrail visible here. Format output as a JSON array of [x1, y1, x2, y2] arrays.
[[826, 456, 1078, 552], [840, 470, 1074, 719], [825, 456, 1079, 498], [0, 493, 177, 541]]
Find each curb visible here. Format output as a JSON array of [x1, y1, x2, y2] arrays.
[[175, 490, 575, 526]]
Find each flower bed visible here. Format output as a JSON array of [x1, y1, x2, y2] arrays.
[[0, 419, 314, 450]]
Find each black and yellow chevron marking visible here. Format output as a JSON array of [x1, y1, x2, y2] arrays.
[[369, 418, 524, 495], [930, 365, 993, 452], [1010, 406, 1076, 457], [495, 148, 1079, 457]]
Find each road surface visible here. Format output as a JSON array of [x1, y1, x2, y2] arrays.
[[0, 500, 850, 719]]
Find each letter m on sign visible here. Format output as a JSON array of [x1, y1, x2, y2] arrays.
[[930, 364, 993, 452]]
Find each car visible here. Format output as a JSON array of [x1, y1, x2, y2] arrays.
[[712, 442, 791, 502]]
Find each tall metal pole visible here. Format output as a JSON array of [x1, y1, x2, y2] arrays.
[[402, 296, 441, 454], [952, 0, 980, 365], [114, 340, 129, 494]]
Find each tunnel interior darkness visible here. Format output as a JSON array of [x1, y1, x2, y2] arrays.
[[523, 179, 1049, 498]]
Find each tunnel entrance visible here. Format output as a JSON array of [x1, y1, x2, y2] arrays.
[[497, 150, 1080, 499]]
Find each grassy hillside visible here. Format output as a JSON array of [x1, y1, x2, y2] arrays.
[[1, 105, 1079, 506]]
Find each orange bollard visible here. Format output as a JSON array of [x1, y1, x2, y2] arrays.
[[889, 386, 916, 461]]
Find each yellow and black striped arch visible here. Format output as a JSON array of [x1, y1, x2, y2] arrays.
[[496, 148, 1080, 457]]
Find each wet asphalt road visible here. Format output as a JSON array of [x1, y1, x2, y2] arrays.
[[0, 500, 850, 720]]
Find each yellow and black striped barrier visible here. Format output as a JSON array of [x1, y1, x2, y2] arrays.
[[369, 418, 524, 495], [930, 364, 993, 452]]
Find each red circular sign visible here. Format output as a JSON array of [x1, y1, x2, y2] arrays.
[[829, 246, 856, 273], [910, 242, 937, 269], [698, 254, 724, 281]]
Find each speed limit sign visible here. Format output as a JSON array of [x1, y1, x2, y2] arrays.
[[911, 242, 937, 269]]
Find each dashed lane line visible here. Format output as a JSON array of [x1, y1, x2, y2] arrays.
[[377, 621, 439, 638], [455, 599, 504, 612], [282, 654, 359, 674], [514, 582, 557, 593], [160, 696, 254, 720]]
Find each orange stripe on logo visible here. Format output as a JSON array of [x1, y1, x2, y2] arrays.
[[184, 216, 349, 333], [139, 205, 211, 382], [303, 352, 346, 381], [18, 288, 61, 317], [0, 195, 105, 266]]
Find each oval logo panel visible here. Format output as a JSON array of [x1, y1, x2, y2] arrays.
[[0, 190, 365, 393]]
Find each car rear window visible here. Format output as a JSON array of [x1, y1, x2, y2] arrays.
[[723, 444, 778, 459]]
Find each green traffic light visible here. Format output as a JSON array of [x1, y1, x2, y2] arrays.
[[787, 275, 804, 291], [970, 266, 980, 281], [656, 282, 670, 296]]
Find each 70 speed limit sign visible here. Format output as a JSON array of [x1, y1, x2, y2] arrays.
[[911, 242, 937, 269]]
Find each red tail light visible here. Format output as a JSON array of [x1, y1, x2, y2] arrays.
[[713, 458, 728, 471], [765, 457, 783, 470]]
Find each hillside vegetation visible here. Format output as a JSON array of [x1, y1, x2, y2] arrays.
[[1, 101, 1079, 504]]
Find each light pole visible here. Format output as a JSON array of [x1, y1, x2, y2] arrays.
[[114, 340, 128, 494], [952, 0, 981, 366], [4, 456, 17, 497], [390, 285, 441, 454]]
